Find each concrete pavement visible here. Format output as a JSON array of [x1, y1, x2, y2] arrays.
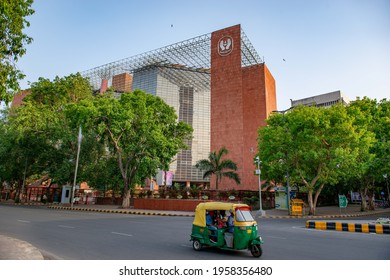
[[1, 202, 389, 260], [0, 235, 44, 260]]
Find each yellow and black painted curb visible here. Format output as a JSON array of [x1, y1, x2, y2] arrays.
[[260, 214, 368, 219], [259, 210, 390, 219], [306, 220, 390, 234], [12, 202, 51, 206], [47, 205, 195, 217]]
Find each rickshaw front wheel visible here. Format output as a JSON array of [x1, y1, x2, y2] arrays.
[[250, 244, 262, 258], [192, 240, 203, 251]]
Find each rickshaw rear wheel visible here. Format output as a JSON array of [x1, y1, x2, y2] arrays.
[[250, 244, 262, 258], [192, 240, 203, 251]]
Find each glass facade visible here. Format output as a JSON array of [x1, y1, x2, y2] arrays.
[[132, 66, 210, 183]]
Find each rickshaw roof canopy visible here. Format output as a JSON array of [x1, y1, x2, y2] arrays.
[[193, 202, 250, 227]]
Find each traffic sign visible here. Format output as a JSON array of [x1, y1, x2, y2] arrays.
[[338, 195, 348, 208]]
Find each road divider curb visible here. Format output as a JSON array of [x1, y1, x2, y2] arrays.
[[13, 202, 52, 206], [47, 205, 195, 217], [306, 220, 390, 234], [261, 214, 365, 219], [259, 210, 390, 219]]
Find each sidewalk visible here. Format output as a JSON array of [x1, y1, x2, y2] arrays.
[[0, 235, 44, 260], [1, 202, 389, 260]]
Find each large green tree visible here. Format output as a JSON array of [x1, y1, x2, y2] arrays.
[[0, 74, 95, 197], [345, 97, 389, 210], [0, 101, 63, 202], [67, 90, 193, 208], [0, 0, 34, 104], [258, 105, 362, 215], [195, 146, 241, 190]]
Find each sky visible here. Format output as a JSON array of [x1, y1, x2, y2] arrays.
[[15, 0, 390, 110]]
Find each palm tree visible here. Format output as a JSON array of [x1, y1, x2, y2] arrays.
[[195, 146, 241, 190]]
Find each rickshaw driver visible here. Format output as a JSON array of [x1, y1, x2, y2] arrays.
[[227, 210, 234, 233], [206, 211, 218, 243]]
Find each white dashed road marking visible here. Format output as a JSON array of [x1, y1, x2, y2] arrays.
[[111, 232, 133, 237]]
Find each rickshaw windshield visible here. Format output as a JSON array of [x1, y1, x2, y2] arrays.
[[235, 209, 255, 222]]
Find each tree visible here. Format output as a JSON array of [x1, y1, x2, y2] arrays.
[[67, 90, 193, 208], [346, 97, 388, 211], [0, 0, 34, 104], [0, 104, 52, 202], [1, 74, 192, 207], [195, 146, 241, 190], [258, 105, 362, 215], [80, 155, 122, 196], [0, 74, 95, 197], [26, 73, 93, 106], [376, 99, 390, 201]]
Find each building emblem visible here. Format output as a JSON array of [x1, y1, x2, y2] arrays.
[[218, 36, 233, 56]]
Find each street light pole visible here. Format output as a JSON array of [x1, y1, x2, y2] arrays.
[[384, 174, 389, 202], [21, 157, 27, 204], [272, 107, 293, 215], [255, 156, 265, 216], [71, 125, 82, 208]]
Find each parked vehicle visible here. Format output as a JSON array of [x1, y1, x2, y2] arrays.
[[190, 202, 263, 257]]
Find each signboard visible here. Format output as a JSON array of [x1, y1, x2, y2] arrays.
[[275, 192, 287, 209], [218, 36, 234, 56], [156, 170, 173, 186], [274, 186, 286, 192], [338, 195, 348, 208], [292, 205, 302, 212]]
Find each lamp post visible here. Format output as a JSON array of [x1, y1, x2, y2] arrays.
[[255, 156, 265, 216], [21, 158, 27, 204], [384, 174, 389, 202], [71, 125, 82, 208], [272, 108, 293, 214]]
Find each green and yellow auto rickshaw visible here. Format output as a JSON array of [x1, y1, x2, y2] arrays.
[[190, 202, 263, 258]]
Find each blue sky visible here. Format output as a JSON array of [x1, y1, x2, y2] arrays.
[[17, 0, 390, 110]]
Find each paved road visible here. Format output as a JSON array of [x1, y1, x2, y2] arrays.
[[260, 218, 390, 259], [1, 205, 389, 260]]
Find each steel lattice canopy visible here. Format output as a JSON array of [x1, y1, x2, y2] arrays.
[[81, 29, 263, 91]]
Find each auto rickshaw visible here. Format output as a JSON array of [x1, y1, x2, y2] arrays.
[[190, 202, 263, 257]]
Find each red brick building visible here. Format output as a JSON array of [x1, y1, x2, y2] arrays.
[[11, 89, 31, 107], [211, 25, 276, 190]]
